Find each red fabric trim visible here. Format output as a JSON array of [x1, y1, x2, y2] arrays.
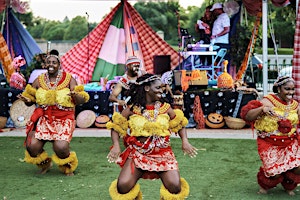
[[240, 100, 263, 122], [258, 134, 297, 147], [257, 167, 283, 190], [284, 170, 300, 184], [281, 178, 298, 191]]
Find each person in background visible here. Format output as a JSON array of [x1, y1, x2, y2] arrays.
[[49, 49, 59, 57], [109, 56, 145, 108], [241, 76, 300, 196], [9, 55, 27, 90], [195, 5, 213, 44], [210, 3, 230, 47], [18, 54, 89, 176], [106, 73, 197, 199], [210, 2, 230, 69]]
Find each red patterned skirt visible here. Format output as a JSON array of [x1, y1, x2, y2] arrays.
[[27, 106, 75, 143], [117, 135, 178, 179], [257, 134, 300, 177]]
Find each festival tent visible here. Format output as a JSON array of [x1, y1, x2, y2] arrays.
[[2, 8, 42, 69], [61, 0, 180, 83]]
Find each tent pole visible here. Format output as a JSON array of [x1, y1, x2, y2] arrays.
[[262, 0, 268, 96], [297, 0, 299, 15]]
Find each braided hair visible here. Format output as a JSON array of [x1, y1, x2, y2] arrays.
[[127, 73, 162, 112]]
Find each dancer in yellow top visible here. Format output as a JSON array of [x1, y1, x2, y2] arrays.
[[18, 54, 89, 176], [106, 73, 197, 199], [241, 76, 300, 196]]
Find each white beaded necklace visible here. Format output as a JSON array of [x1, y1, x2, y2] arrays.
[[45, 70, 62, 90], [142, 101, 161, 122]]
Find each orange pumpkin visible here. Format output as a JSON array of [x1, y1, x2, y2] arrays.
[[95, 115, 111, 128], [205, 113, 225, 128]]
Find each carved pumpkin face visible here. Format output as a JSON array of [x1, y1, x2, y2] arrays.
[[205, 113, 225, 128]]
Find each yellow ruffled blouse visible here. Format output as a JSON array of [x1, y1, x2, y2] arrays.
[[106, 102, 188, 137], [36, 87, 75, 108], [36, 72, 75, 108], [254, 94, 298, 136]]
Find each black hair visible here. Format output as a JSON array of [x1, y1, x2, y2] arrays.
[[127, 73, 163, 111], [272, 76, 295, 93], [49, 49, 59, 56]]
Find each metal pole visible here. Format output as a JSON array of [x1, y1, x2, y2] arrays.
[[262, 0, 268, 96], [86, 12, 90, 83]]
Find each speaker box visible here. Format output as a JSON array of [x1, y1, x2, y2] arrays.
[[153, 55, 171, 75]]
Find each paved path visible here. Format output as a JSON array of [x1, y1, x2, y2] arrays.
[[0, 128, 256, 139]]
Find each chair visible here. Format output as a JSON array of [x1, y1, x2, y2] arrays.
[[214, 48, 227, 68], [194, 48, 227, 81]]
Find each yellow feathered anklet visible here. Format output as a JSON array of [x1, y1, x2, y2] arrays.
[[24, 150, 52, 174], [109, 179, 142, 200], [52, 151, 78, 176], [160, 178, 190, 200]]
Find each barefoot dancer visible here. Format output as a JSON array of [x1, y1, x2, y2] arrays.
[[241, 76, 300, 196], [106, 74, 197, 199], [18, 54, 89, 175]]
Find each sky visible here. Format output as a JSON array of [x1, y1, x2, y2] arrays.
[[28, 0, 204, 23]]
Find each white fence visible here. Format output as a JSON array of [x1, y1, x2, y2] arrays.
[[252, 54, 293, 92]]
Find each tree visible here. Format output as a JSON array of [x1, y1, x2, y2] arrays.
[[134, 1, 186, 45], [63, 16, 88, 41]]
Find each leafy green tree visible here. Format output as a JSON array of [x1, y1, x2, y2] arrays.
[[41, 21, 61, 40], [134, 1, 186, 45], [63, 16, 88, 41], [270, 5, 295, 48]]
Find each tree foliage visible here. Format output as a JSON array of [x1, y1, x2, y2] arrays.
[[0, 0, 296, 62]]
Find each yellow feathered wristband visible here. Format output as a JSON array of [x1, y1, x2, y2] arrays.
[[22, 84, 37, 102], [169, 109, 188, 133], [106, 112, 128, 137], [74, 85, 90, 103]]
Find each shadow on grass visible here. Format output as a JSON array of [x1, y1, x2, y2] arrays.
[[0, 137, 299, 200]]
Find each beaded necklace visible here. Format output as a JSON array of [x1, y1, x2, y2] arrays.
[[45, 70, 62, 90], [142, 101, 161, 122]]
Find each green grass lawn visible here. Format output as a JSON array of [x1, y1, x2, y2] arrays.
[[1, 137, 299, 200]]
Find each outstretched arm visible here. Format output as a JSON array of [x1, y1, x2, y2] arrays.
[[107, 129, 121, 163], [178, 128, 198, 158], [168, 107, 197, 158]]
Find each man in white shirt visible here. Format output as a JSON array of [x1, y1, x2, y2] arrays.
[[210, 3, 231, 68]]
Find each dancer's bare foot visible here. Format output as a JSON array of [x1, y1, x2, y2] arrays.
[[38, 160, 52, 174], [257, 187, 268, 194], [65, 172, 74, 176], [286, 190, 295, 196]]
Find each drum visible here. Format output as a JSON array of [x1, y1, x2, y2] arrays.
[[95, 115, 111, 128], [10, 99, 36, 128], [76, 110, 96, 128]]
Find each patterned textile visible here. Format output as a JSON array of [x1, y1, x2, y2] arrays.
[[254, 94, 300, 177], [118, 135, 178, 180], [61, 1, 180, 82], [0, 33, 13, 82], [257, 135, 300, 177], [292, 3, 300, 101], [9, 72, 26, 90], [26, 71, 76, 142], [34, 107, 75, 143]]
